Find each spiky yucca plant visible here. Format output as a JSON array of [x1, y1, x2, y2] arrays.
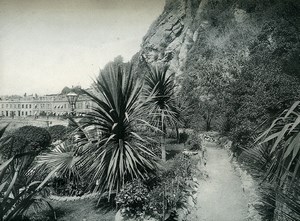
[[143, 65, 180, 161], [79, 65, 159, 196]]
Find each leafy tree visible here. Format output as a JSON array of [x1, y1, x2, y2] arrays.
[[97, 55, 128, 79], [61, 86, 84, 95]]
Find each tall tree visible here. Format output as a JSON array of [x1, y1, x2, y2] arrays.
[[143, 65, 180, 161]]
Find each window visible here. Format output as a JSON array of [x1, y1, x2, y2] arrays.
[[22, 104, 24, 108], [29, 104, 32, 108], [18, 104, 20, 108], [25, 104, 28, 109]]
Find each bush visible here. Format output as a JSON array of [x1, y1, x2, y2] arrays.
[[166, 130, 189, 144], [51, 177, 85, 196], [1, 126, 51, 159], [116, 154, 198, 220], [185, 132, 202, 151], [115, 179, 150, 219], [179, 131, 189, 143], [47, 125, 68, 142]]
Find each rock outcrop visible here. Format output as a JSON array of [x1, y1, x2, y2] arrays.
[[135, 0, 300, 86], [139, 0, 202, 76]]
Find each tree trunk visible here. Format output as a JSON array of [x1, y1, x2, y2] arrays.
[[161, 136, 166, 162], [160, 113, 166, 162], [176, 125, 179, 144]]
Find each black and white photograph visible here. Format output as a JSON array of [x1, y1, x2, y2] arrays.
[[0, 0, 300, 220]]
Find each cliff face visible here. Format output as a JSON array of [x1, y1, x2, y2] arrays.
[[139, 0, 202, 75], [138, 0, 300, 81]]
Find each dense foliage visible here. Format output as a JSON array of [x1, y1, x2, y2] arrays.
[[80, 65, 160, 196], [116, 153, 198, 220], [1, 126, 51, 160], [37, 64, 161, 200], [0, 125, 55, 221], [185, 132, 202, 151], [178, 0, 300, 153], [47, 125, 68, 143]]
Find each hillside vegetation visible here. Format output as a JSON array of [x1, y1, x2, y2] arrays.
[[134, 0, 300, 220]]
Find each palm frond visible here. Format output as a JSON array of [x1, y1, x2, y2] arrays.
[[79, 65, 159, 196], [143, 65, 181, 131]]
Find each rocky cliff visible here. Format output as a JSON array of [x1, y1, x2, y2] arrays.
[[138, 0, 201, 76], [137, 0, 300, 82]]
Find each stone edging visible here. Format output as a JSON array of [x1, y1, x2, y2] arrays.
[[48, 192, 100, 202], [223, 140, 263, 221], [177, 176, 199, 221]]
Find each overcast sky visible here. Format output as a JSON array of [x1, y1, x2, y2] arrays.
[[0, 0, 165, 95]]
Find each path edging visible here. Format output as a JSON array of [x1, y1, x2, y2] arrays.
[[223, 140, 263, 221]]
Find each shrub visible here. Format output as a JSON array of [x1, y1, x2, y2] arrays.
[[47, 125, 68, 142], [51, 177, 85, 196], [116, 154, 198, 220], [115, 179, 150, 219], [185, 132, 202, 151], [166, 130, 189, 144], [179, 131, 189, 143], [1, 126, 51, 160]]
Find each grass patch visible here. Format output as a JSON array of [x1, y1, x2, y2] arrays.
[[27, 198, 116, 221]]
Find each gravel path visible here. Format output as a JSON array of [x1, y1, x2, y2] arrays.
[[188, 141, 248, 221]]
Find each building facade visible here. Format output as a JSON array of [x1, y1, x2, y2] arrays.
[[0, 93, 94, 117]]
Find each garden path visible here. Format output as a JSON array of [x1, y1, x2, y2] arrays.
[[188, 141, 248, 221]]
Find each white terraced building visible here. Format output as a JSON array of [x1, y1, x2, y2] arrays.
[[0, 93, 94, 118]]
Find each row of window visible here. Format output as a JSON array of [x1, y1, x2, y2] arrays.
[[0, 102, 91, 110], [1, 103, 33, 109], [1, 110, 32, 117]]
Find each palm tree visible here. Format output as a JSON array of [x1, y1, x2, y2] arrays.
[[78, 65, 159, 196], [143, 65, 180, 161]]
